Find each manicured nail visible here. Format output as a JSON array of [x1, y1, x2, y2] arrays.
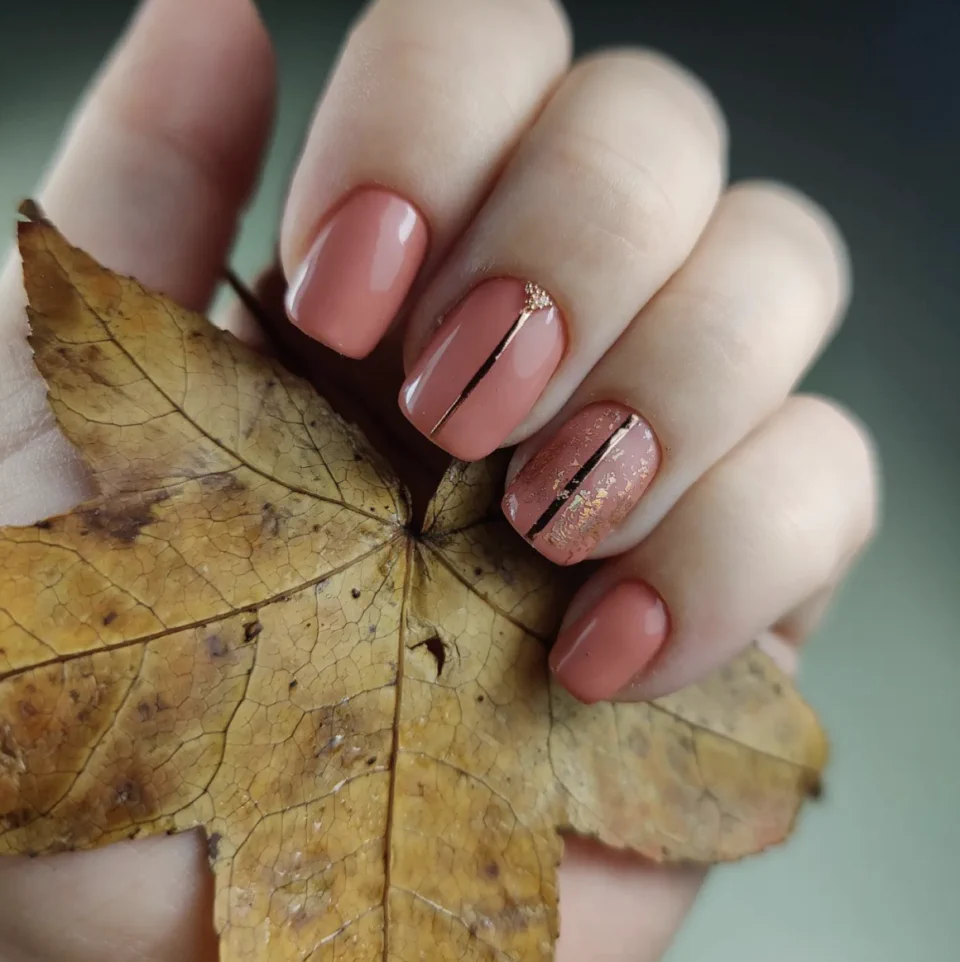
[[285, 187, 427, 359], [550, 581, 669, 704], [399, 277, 565, 461], [502, 402, 660, 565]]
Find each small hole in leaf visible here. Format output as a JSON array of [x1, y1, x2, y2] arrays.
[[412, 635, 446, 679]]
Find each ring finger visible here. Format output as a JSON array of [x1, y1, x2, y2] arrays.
[[502, 180, 850, 565]]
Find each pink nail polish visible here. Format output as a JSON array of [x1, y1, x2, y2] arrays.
[[550, 581, 669, 704], [502, 402, 660, 565], [399, 277, 565, 461], [286, 187, 428, 359]]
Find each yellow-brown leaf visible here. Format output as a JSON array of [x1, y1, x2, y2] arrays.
[[0, 212, 827, 961]]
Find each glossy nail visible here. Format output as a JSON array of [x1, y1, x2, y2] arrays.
[[286, 187, 427, 359], [503, 402, 660, 565], [550, 581, 669, 704], [399, 277, 565, 461]]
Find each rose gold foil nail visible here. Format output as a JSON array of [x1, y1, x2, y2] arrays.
[[503, 402, 660, 565]]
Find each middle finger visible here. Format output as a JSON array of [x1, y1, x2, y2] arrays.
[[399, 49, 727, 461]]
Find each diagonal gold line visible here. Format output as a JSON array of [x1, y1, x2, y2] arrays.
[[525, 413, 640, 539], [430, 282, 554, 437]]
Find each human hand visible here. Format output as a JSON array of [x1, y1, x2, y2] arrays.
[[0, 0, 879, 960]]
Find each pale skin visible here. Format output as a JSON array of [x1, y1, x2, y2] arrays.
[[0, 0, 879, 959]]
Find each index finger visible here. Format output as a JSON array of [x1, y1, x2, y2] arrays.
[[0, 0, 275, 524]]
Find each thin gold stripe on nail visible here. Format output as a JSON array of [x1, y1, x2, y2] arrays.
[[429, 282, 554, 437], [525, 413, 640, 540]]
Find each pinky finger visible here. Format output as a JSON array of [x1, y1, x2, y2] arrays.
[[550, 395, 880, 703]]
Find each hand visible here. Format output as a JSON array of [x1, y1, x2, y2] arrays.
[[0, 0, 879, 960]]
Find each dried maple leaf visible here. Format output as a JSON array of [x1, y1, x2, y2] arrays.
[[0, 210, 827, 961]]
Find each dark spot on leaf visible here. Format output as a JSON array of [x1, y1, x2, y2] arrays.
[[102, 611, 117, 626], [313, 524, 321, 533], [476, 695, 485, 704], [68, 689, 80, 703], [1, 809, 32, 831], [351, 588, 361, 599], [114, 779, 141, 807], [84, 367, 113, 388], [35, 520, 52, 530], [206, 634, 228, 659], [412, 635, 447, 679], [78, 491, 169, 545], [200, 473, 246, 494], [473, 567, 483, 577], [260, 501, 286, 537], [243, 620, 262, 643], [483, 861, 500, 879], [207, 831, 222, 861], [366, 756, 377, 766], [288, 679, 298, 690]]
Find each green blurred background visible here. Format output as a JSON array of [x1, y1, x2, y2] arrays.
[[1, 1, 957, 960]]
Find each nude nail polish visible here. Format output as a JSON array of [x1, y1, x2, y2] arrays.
[[550, 581, 669, 704], [503, 402, 660, 565], [399, 277, 566, 461], [286, 187, 428, 359]]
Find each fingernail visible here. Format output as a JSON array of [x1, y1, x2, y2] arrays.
[[399, 277, 565, 461], [285, 187, 428, 359], [550, 581, 670, 704], [502, 402, 660, 565]]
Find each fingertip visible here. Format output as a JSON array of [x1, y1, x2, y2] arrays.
[[550, 580, 670, 704], [284, 188, 428, 359]]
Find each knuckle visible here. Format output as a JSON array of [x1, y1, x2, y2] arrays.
[[572, 48, 728, 153], [539, 129, 683, 263], [789, 394, 882, 546], [724, 180, 852, 315], [353, 0, 571, 77]]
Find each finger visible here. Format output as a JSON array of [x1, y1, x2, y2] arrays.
[[502, 181, 849, 564], [0, 832, 215, 962], [280, 0, 572, 358], [0, 831, 701, 962], [399, 49, 726, 460], [548, 395, 879, 703], [0, 0, 275, 524], [557, 837, 703, 962]]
